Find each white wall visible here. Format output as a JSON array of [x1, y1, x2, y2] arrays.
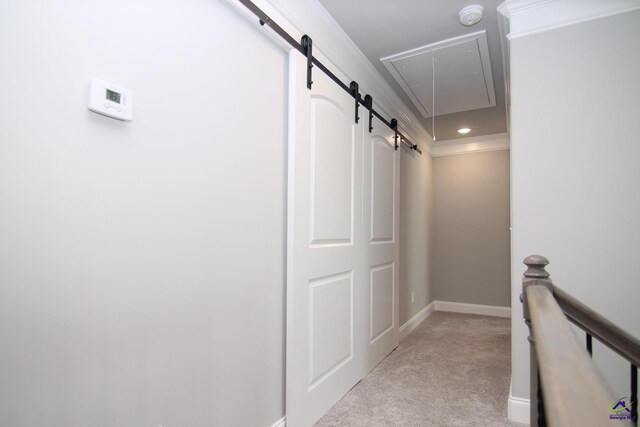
[[510, 8, 640, 402], [0, 0, 432, 425], [0, 1, 289, 426]]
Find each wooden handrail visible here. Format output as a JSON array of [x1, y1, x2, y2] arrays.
[[553, 286, 640, 367], [526, 284, 616, 426], [521, 255, 637, 427]]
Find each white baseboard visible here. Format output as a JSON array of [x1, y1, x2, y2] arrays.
[[398, 300, 509, 340], [508, 382, 530, 425], [399, 301, 435, 340], [269, 416, 286, 427], [434, 300, 511, 318]]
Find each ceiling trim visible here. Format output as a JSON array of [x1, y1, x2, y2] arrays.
[[245, 0, 433, 153], [501, 0, 557, 17], [431, 133, 509, 157], [380, 30, 496, 119], [497, 2, 511, 134], [502, 0, 640, 39]]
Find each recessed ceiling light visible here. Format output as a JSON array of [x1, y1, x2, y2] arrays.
[[458, 127, 471, 134], [459, 5, 484, 27]]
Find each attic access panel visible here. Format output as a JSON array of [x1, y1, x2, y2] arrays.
[[381, 30, 496, 118]]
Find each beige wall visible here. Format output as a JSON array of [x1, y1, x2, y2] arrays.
[[399, 146, 434, 325], [510, 9, 640, 400], [432, 150, 511, 307]]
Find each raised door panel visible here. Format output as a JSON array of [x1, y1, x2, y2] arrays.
[[309, 273, 353, 389], [310, 99, 354, 245], [370, 135, 395, 243], [370, 264, 394, 343]]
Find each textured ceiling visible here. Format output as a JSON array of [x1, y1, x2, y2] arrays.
[[318, 0, 507, 142]]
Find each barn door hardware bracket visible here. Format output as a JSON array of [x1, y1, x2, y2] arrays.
[[236, 0, 422, 154], [350, 81, 360, 124], [391, 118, 399, 151], [364, 95, 373, 132], [301, 35, 313, 89]]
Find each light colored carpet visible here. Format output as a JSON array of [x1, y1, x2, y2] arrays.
[[315, 311, 525, 427]]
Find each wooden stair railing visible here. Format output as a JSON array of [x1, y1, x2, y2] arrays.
[[521, 255, 639, 427]]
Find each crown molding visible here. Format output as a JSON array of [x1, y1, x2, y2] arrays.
[[497, 2, 511, 134], [502, 0, 640, 39], [431, 133, 509, 157], [500, 0, 558, 18]]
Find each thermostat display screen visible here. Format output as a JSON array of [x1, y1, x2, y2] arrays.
[[106, 89, 121, 104], [89, 77, 132, 120]]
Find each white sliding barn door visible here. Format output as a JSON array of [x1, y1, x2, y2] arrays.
[[286, 52, 366, 427], [287, 52, 400, 426], [362, 118, 400, 371]]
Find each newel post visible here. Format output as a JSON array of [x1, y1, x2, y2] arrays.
[[521, 255, 553, 427]]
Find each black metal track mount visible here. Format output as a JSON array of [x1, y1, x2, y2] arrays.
[[350, 81, 360, 123], [391, 118, 399, 151], [301, 35, 313, 89], [364, 95, 373, 133]]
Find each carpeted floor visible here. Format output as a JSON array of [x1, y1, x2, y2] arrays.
[[315, 311, 525, 427]]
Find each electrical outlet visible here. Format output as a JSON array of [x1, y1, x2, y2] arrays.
[[411, 291, 415, 304]]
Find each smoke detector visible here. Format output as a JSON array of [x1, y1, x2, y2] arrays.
[[459, 5, 484, 27]]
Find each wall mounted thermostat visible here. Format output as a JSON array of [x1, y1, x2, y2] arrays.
[[88, 77, 133, 121]]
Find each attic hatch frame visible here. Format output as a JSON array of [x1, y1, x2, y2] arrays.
[[237, 0, 422, 155]]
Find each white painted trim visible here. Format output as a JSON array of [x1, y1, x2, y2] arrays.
[[503, 0, 558, 18], [399, 300, 510, 340], [434, 301, 511, 318], [380, 30, 496, 118], [497, 4, 511, 134], [508, 382, 530, 424], [269, 416, 286, 427], [399, 301, 435, 340], [431, 133, 509, 157], [504, 0, 640, 40]]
